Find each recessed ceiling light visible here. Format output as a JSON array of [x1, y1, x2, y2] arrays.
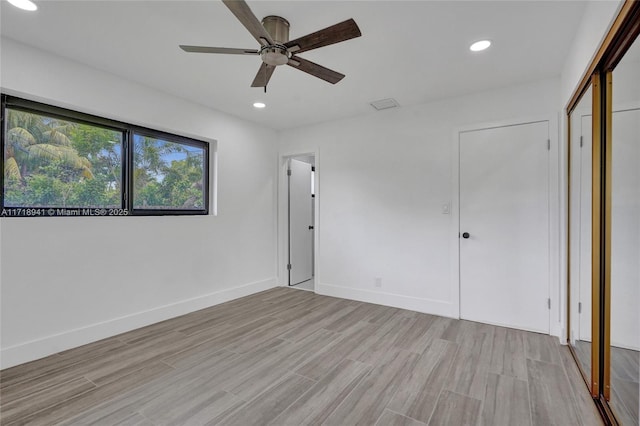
[[7, 0, 38, 11], [470, 40, 491, 52], [253, 102, 266, 109]]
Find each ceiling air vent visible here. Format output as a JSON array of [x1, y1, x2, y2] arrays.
[[369, 98, 399, 111]]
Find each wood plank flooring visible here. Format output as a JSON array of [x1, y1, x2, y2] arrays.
[[610, 345, 639, 426], [574, 340, 639, 425], [0, 287, 603, 425]]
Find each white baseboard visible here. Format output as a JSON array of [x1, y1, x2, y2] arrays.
[[0, 278, 276, 369], [611, 341, 640, 352], [317, 283, 456, 319], [550, 323, 562, 339]]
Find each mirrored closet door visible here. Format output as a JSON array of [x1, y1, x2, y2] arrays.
[[566, 1, 639, 424], [608, 33, 639, 425], [568, 83, 595, 392]]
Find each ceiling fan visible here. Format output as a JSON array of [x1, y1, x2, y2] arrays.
[[179, 0, 362, 90]]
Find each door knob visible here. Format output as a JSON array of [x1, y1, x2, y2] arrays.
[[462, 232, 470, 239]]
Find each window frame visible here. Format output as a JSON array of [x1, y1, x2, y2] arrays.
[[131, 127, 209, 216], [1, 94, 209, 217]]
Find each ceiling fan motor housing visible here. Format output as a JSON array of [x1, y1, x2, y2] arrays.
[[260, 15, 290, 66]]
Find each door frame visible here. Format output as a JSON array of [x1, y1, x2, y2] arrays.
[[278, 149, 320, 291], [450, 115, 560, 336], [572, 109, 594, 343]]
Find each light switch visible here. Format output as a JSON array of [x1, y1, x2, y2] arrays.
[[442, 203, 450, 214]]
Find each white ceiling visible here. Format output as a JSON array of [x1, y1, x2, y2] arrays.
[[0, 0, 587, 130]]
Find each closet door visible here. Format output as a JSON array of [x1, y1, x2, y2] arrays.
[[608, 34, 640, 423]]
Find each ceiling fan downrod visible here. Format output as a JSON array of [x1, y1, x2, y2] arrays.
[[261, 15, 290, 44]]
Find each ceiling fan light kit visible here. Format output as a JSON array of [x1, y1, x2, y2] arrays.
[[260, 45, 289, 66], [179, 0, 361, 90]]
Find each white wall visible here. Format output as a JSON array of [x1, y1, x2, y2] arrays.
[[0, 38, 278, 368], [279, 0, 623, 337], [279, 78, 562, 333], [560, 0, 623, 106], [0, 0, 626, 368]]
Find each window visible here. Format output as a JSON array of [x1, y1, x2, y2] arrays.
[[1, 95, 209, 216], [4, 108, 123, 209], [132, 132, 206, 211]]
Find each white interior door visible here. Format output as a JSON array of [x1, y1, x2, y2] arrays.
[[579, 115, 593, 341], [459, 121, 550, 333], [288, 159, 313, 285]]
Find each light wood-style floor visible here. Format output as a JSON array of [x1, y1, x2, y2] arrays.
[[610, 345, 640, 426], [1, 287, 603, 426], [575, 340, 639, 425]]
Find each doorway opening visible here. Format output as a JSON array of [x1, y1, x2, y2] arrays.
[[286, 155, 315, 291]]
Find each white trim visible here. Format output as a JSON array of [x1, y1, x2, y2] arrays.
[[457, 115, 554, 134], [450, 126, 461, 319], [612, 100, 640, 113], [611, 342, 640, 352], [211, 148, 218, 216], [559, 110, 569, 345], [452, 115, 561, 337], [458, 317, 549, 335], [317, 283, 456, 319], [0, 277, 276, 369], [548, 113, 565, 336]]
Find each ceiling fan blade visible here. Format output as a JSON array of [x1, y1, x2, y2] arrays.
[[222, 0, 274, 46], [287, 56, 345, 84], [180, 45, 259, 55], [285, 19, 361, 54], [251, 63, 276, 87]]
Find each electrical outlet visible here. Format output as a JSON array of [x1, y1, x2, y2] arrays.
[[374, 277, 382, 288]]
